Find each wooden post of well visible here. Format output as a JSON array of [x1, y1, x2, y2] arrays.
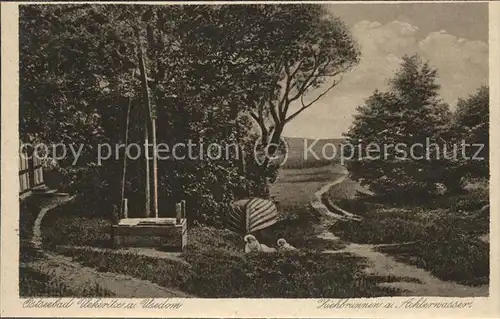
[[135, 27, 151, 218], [122, 198, 128, 219], [176, 202, 181, 224], [180, 200, 186, 219]]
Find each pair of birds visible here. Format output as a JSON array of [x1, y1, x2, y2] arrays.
[[244, 234, 297, 253]]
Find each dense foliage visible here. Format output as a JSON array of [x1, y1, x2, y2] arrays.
[[452, 86, 489, 179], [20, 4, 358, 224], [344, 55, 488, 198]]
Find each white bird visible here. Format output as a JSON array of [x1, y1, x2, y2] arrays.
[[260, 243, 277, 253], [277, 238, 297, 251], [244, 234, 263, 253]]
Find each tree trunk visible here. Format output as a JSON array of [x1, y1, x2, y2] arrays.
[[261, 125, 284, 170]]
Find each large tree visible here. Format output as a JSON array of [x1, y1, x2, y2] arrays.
[[20, 4, 256, 223], [237, 5, 360, 167], [344, 55, 452, 199]]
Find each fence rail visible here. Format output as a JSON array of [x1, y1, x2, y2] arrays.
[[19, 149, 44, 195]]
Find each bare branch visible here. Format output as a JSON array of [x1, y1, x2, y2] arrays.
[[290, 59, 305, 80], [285, 77, 343, 124], [302, 77, 342, 108], [248, 111, 259, 123], [277, 59, 306, 118], [288, 56, 322, 102], [277, 60, 292, 118], [249, 109, 269, 142]]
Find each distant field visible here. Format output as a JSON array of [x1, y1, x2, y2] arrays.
[[271, 164, 346, 208], [281, 136, 345, 169], [271, 136, 348, 208]]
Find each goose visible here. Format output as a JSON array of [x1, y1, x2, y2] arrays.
[[244, 234, 263, 253], [260, 243, 277, 253], [277, 238, 297, 251]]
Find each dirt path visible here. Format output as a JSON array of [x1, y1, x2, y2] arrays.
[[26, 195, 192, 298], [312, 175, 489, 297], [31, 195, 76, 249], [23, 252, 191, 297]]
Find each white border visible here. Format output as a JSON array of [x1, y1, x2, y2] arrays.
[[1, 1, 499, 317]]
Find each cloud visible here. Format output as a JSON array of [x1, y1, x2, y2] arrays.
[[419, 30, 488, 105], [352, 20, 419, 56], [284, 20, 488, 139]]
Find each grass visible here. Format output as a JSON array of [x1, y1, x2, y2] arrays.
[[53, 245, 192, 291], [41, 199, 114, 249], [377, 237, 489, 286], [19, 266, 115, 297], [328, 179, 490, 286], [181, 249, 400, 298], [281, 137, 344, 169], [271, 165, 345, 207], [53, 239, 401, 298], [259, 204, 346, 251], [19, 244, 114, 298]]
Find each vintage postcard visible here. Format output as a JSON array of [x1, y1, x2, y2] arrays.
[[1, 1, 499, 317]]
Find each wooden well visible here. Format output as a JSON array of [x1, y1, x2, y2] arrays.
[[112, 200, 188, 251]]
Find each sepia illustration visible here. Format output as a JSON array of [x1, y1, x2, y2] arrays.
[[17, 2, 489, 299]]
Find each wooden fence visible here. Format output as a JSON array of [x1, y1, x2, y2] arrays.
[[19, 147, 44, 196]]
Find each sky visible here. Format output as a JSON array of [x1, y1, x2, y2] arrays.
[[282, 3, 489, 139]]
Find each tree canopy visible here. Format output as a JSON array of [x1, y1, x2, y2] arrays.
[[344, 55, 453, 198], [20, 4, 359, 223]]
